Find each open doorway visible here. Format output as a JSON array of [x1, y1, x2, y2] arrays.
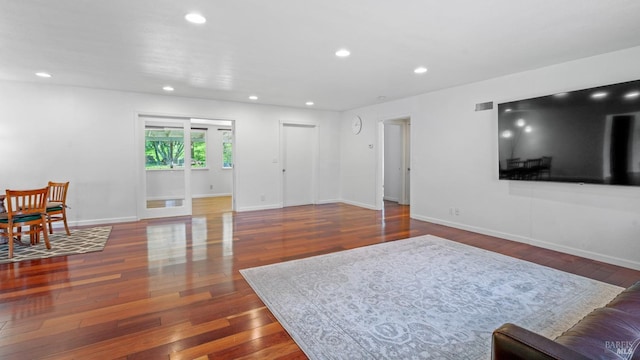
[[378, 117, 410, 210], [137, 114, 235, 219], [191, 118, 235, 213]]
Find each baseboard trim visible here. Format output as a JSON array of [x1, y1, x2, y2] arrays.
[[317, 199, 340, 205], [72, 216, 138, 228], [236, 204, 282, 212], [412, 214, 640, 271], [237, 200, 339, 211], [340, 200, 379, 211]]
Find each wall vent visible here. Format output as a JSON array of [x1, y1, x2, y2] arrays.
[[475, 101, 494, 111]]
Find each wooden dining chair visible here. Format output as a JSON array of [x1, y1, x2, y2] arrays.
[[0, 188, 51, 259], [46, 181, 70, 235]]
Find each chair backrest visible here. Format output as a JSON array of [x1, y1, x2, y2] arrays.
[[48, 181, 69, 204], [5, 187, 49, 220], [506, 158, 522, 169], [524, 158, 542, 169], [540, 156, 552, 169]]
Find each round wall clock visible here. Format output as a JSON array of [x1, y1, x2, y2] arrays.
[[351, 115, 362, 135]]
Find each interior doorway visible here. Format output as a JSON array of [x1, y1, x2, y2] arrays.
[[137, 114, 235, 219], [280, 121, 318, 207], [378, 117, 411, 209]]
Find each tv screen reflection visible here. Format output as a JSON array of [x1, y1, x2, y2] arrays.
[[498, 79, 640, 186]]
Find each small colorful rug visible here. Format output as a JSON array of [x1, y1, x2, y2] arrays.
[[0, 226, 112, 264]]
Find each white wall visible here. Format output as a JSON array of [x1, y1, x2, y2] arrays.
[[4, 45, 640, 270], [0, 82, 341, 224], [340, 46, 640, 270]]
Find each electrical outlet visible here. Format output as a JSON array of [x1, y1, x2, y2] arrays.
[[260, 195, 265, 201], [455, 208, 460, 216], [210, 185, 213, 190]]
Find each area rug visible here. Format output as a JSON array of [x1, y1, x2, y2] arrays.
[[0, 226, 112, 264], [240, 235, 623, 359]]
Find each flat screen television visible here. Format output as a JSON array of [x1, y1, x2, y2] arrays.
[[498, 79, 640, 186]]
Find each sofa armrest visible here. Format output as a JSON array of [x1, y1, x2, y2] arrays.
[[492, 323, 591, 360]]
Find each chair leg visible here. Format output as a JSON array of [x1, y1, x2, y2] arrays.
[[41, 217, 51, 250], [31, 225, 40, 245], [62, 210, 70, 235], [8, 226, 14, 259], [48, 218, 54, 234]]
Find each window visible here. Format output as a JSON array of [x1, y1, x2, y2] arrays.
[[222, 130, 233, 169], [191, 129, 207, 168], [145, 128, 207, 169]]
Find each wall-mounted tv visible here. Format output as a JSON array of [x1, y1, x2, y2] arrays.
[[498, 79, 640, 186]]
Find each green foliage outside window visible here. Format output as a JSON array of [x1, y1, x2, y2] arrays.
[[191, 131, 206, 168], [222, 130, 233, 168], [145, 128, 207, 169]]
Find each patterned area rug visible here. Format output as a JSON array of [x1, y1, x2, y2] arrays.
[[0, 226, 112, 264], [241, 235, 623, 359]]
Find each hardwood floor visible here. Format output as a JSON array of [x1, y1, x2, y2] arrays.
[[0, 198, 638, 359]]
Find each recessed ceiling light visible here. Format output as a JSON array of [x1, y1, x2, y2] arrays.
[[515, 118, 526, 127], [504, 108, 512, 112], [35, 72, 52, 78], [591, 91, 608, 99], [185, 13, 206, 24], [501, 130, 513, 138], [553, 92, 568, 97], [414, 66, 428, 74], [162, 86, 174, 92], [624, 91, 640, 99], [305, 101, 314, 106], [249, 95, 258, 100], [335, 49, 350, 58]]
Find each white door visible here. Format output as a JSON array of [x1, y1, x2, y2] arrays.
[[282, 123, 316, 207], [139, 116, 192, 219]]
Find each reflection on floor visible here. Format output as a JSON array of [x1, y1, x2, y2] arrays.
[[2, 197, 639, 359], [146, 196, 234, 265]]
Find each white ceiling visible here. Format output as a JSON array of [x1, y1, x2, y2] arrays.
[[2, 0, 640, 111]]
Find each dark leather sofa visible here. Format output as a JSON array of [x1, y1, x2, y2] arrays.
[[492, 281, 640, 359]]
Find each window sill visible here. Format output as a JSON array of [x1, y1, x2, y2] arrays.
[[146, 167, 210, 171]]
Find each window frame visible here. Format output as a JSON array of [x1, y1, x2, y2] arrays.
[[144, 127, 208, 171]]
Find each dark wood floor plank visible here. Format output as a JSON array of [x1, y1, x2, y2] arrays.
[[0, 197, 638, 359]]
